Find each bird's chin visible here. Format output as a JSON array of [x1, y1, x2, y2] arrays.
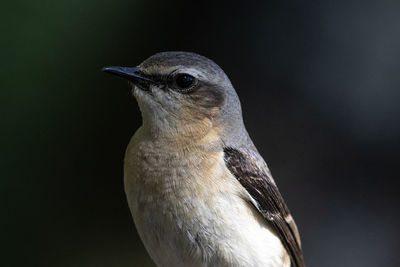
[[131, 84, 154, 103]]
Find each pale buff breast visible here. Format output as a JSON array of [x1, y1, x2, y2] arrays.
[[123, 127, 289, 267]]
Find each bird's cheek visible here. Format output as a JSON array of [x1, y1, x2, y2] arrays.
[[179, 103, 214, 122]]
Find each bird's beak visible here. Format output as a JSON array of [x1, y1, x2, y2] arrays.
[[102, 66, 155, 85]]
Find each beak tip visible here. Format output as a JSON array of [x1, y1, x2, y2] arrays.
[[102, 66, 116, 73]]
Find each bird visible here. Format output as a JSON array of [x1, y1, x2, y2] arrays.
[[103, 51, 305, 267]]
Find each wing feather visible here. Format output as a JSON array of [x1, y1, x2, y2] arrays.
[[223, 147, 305, 267]]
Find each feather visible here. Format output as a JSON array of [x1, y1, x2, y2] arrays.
[[223, 147, 305, 267]]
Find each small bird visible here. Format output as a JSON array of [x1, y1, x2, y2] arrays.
[[103, 52, 304, 267]]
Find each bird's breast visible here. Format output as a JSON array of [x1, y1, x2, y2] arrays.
[[123, 129, 288, 267]]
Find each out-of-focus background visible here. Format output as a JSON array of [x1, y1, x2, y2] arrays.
[[2, 0, 399, 266]]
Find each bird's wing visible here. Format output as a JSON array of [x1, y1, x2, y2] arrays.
[[223, 147, 305, 267]]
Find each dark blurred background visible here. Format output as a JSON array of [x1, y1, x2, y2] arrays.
[[1, 0, 399, 266]]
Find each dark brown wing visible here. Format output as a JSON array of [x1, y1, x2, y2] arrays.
[[223, 147, 305, 267]]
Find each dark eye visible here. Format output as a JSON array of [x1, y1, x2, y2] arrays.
[[174, 74, 195, 91]]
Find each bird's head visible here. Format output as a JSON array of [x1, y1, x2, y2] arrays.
[[103, 51, 247, 143]]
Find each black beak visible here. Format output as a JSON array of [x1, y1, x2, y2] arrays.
[[102, 66, 154, 84]]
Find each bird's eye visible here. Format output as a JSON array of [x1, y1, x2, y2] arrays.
[[174, 74, 196, 91]]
